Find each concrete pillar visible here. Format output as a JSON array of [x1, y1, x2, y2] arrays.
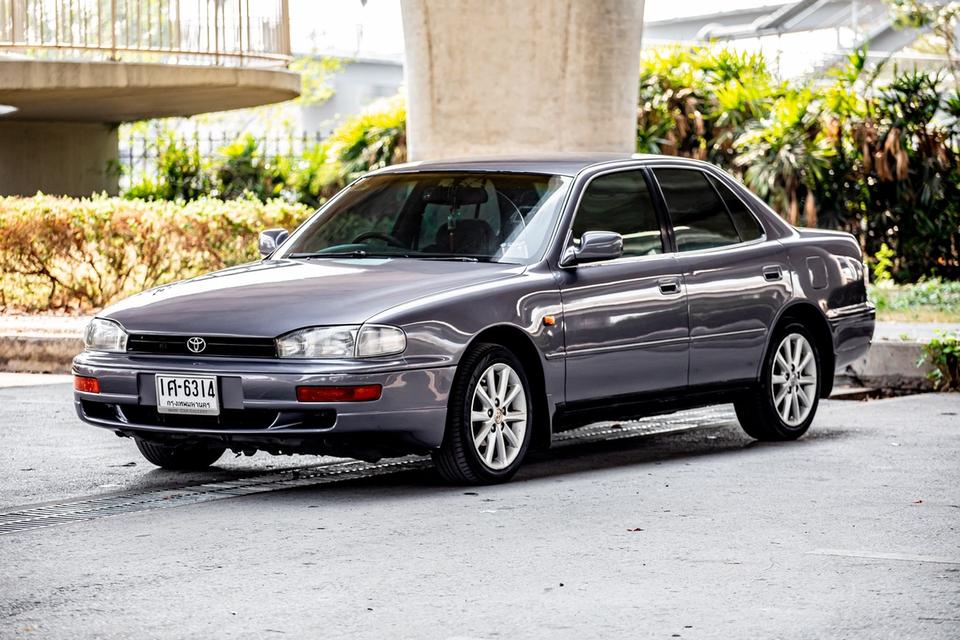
[[400, 0, 645, 160], [0, 121, 119, 196]]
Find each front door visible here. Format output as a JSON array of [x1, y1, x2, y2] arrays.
[[556, 169, 689, 403]]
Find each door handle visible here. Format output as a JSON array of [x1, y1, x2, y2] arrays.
[[762, 265, 783, 281], [658, 278, 681, 295]]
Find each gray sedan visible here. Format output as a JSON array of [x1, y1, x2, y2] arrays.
[[73, 154, 875, 484]]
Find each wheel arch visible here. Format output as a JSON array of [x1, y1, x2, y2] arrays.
[[766, 301, 836, 398], [465, 324, 552, 450]]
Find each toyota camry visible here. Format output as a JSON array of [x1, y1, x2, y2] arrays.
[[73, 154, 875, 484]]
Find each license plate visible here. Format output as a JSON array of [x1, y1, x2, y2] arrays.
[[155, 374, 220, 416]]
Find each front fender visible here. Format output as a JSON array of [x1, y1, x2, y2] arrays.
[[366, 265, 565, 401]]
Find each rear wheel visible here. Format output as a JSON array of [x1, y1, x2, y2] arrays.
[[134, 438, 225, 471], [432, 343, 533, 484], [735, 322, 821, 441]]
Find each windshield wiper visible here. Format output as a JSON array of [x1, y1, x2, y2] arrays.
[[288, 251, 492, 262], [417, 255, 482, 262], [288, 250, 410, 259]]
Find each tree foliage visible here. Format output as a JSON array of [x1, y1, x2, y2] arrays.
[[637, 45, 960, 281]]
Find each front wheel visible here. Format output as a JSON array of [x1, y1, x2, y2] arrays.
[[735, 323, 821, 441], [135, 438, 225, 471], [432, 343, 533, 484]]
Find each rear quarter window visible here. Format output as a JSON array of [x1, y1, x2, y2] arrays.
[[653, 168, 740, 251], [707, 175, 764, 242]]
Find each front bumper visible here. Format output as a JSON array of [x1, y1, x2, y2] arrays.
[[72, 352, 455, 450]]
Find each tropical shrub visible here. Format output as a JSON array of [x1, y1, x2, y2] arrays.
[[855, 69, 960, 282], [735, 88, 834, 226], [636, 47, 779, 164], [212, 134, 291, 201], [636, 45, 960, 282], [124, 133, 211, 201], [123, 94, 407, 210], [289, 94, 407, 207], [918, 331, 960, 390], [0, 195, 312, 312]]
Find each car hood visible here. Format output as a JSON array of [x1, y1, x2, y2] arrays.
[[103, 258, 522, 336]]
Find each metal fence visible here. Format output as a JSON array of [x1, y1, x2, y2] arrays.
[[0, 0, 291, 66], [119, 130, 328, 189]]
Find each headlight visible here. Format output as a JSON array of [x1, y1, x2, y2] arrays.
[[276, 325, 406, 359], [276, 326, 358, 358], [84, 318, 128, 353]]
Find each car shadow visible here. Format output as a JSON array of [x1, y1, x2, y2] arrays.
[[267, 421, 856, 502]]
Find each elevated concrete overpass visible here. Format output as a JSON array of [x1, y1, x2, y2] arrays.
[[400, 0, 646, 161]]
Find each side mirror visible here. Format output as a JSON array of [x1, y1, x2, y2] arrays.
[[560, 231, 623, 266], [258, 228, 289, 258]]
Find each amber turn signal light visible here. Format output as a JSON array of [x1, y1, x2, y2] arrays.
[[74, 375, 101, 394], [296, 385, 382, 402]]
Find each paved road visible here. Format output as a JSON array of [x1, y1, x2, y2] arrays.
[[1, 380, 958, 639]]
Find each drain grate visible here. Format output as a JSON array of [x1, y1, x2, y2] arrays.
[[0, 406, 736, 536]]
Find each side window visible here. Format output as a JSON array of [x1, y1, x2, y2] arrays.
[[708, 175, 764, 242], [654, 169, 740, 252], [571, 170, 663, 257]]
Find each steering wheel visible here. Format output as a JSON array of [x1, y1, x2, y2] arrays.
[[351, 231, 407, 249]]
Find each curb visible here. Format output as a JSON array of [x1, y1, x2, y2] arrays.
[[845, 341, 934, 391]]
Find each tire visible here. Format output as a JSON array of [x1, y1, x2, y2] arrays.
[[735, 322, 822, 441], [432, 343, 534, 484], [134, 438, 225, 471]]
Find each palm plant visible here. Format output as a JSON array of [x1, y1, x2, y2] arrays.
[[863, 70, 959, 280], [636, 46, 780, 165], [734, 90, 834, 225]]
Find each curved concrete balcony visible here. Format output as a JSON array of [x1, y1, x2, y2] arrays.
[[0, 0, 299, 121], [0, 0, 299, 196]]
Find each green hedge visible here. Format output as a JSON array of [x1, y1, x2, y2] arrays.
[[0, 195, 312, 312]]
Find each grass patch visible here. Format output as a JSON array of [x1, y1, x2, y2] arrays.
[[869, 279, 960, 323]]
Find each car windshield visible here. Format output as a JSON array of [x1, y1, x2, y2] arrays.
[[276, 172, 572, 265]]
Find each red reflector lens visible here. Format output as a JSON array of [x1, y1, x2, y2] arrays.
[[74, 375, 100, 394], [296, 385, 382, 402]]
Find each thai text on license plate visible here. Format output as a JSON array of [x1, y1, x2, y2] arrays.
[[155, 374, 220, 416]]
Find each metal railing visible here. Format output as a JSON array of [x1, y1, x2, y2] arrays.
[[119, 130, 329, 190], [0, 0, 291, 66]]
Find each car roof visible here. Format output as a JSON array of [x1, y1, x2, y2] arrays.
[[370, 153, 710, 178]]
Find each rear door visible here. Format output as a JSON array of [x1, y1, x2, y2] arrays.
[[556, 169, 689, 403], [651, 167, 790, 386]]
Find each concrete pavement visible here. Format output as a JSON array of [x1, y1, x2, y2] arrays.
[[0, 379, 957, 638], [0, 380, 343, 507]]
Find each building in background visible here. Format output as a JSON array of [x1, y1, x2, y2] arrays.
[[301, 55, 403, 136], [644, 0, 948, 80], [0, 0, 299, 196]]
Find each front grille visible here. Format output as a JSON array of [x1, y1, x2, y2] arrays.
[[127, 334, 277, 358]]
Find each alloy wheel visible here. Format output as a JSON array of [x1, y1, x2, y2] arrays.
[[470, 363, 527, 470], [770, 332, 818, 427]]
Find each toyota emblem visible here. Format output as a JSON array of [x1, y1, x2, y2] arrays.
[[186, 337, 206, 353]]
